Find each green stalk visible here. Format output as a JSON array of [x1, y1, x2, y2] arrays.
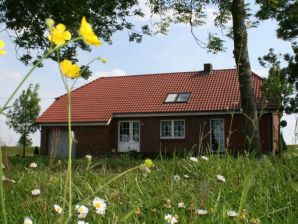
[[0, 145, 7, 224], [67, 88, 73, 219]]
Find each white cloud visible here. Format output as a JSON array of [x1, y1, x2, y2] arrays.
[[93, 68, 126, 80], [0, 70, 22, 82]]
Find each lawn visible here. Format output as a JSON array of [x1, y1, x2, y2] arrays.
[[1, 152, 297, 224]]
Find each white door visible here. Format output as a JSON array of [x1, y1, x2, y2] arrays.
[[48, 130, 76, 158], [118, 121, 140, 152]]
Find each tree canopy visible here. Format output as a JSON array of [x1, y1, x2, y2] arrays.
[[6, 84, 41, 157]]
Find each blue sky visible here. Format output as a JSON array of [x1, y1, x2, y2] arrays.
[[0, 3, 296, 146]]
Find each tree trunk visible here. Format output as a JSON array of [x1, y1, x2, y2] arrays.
[[231, 0, 261, 154], [22, 135, 26, 157]]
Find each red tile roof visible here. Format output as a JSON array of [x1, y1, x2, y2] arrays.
[[36, 69, 275, 124]]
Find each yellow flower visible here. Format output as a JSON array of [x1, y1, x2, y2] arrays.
[[0, 40, 6, 55], [144, 159, 154, 168], [79, 17, 101, 46], [48, 23, 71, 45], [46, 18, 55, 29], [60, 59, 80, 78]]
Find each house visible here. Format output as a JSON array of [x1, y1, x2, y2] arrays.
[[36, 64, 279, 158]]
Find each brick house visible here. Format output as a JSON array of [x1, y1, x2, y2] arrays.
[[36, 64, 279, 158]]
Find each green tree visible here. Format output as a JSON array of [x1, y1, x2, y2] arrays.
[[6, 84, 41, 157], [258, 49, 294, 153], [0, 0, 150, 78]]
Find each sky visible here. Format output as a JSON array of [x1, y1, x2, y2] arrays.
[[0, 2, 296, 146]]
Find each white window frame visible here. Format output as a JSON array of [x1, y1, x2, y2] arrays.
[[210, 119, 225, 152], [160, 119, 185, 139]]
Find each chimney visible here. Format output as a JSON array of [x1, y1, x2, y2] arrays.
[[203, 63, 213, 73]]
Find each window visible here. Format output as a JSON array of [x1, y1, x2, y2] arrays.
[[210, 119, 224, 152], [161, 120, 185, 139], [176, 93, 191, 102], [164, 92, 191, 103], [164, 93, 178, 103]]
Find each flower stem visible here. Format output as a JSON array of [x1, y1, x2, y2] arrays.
[[67, 87, 73, 219]]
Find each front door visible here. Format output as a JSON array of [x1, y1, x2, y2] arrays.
[[210, 119, 225, 152], [48, 130, 76, 158], [118, 121, 140, 152]]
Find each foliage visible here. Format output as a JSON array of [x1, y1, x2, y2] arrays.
[[2, 155, 298, 223], [256, 0, 298, 41], [0, 0, 150, 71], [17, 135, 32, 148], [259, 47, 297, 114], [6, 84, 41, 157]]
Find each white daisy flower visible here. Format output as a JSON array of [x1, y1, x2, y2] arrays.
[[201, 156, 209, 161], [29, 162, 38, 168], [53, 204, 62, 214], [164, 214, 178, 224], [173, 175, 181, 182], [178, 202, 185, 208], [31, 189, 41, 196], [196, 209, 208, 215], [92, 197, 107, 215], [78, 221, 88, 224], [216, 174, 226, 182], [76, 205, 89, 219], [24, 217, 33, 224], [183, 174, 189, 178], [189, 157, 198, 162], [85, 155, 92, 161], [227, 210, 238, 217]]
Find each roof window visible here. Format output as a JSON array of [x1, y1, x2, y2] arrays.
[[164, 92, 191, 103]]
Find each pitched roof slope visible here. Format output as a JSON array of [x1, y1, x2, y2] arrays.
[[36, 69, 271, 124]]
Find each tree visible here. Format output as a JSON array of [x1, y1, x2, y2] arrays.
[[6, 84, 41, 157], [258, 49, 294, 153], [256, 0, 298, 114], [0, 0, 150, 78], [147, 0, 262, 153]]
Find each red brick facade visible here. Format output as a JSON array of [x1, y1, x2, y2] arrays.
[[40, 113, 277, 157]]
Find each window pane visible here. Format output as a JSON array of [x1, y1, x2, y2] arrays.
[[176, 93, 190, 102], [174, 120, 185, 137], [164, 93, 178, 102], [120, 122, 129, 142], [132, 122, 140, 142], [161, 121, 172, 137]]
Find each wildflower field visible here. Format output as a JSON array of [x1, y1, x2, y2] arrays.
[[2, 153, 298, 224]]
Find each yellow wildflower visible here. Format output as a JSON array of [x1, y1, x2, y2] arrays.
[[0, 40, 6, 55], [48, 23, 71, 45], [46, 18, 55, 29], [79, 17, 101, 46], [144, 159, 154, 168], [60, 59, 80, 78]]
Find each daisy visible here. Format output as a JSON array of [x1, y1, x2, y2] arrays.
[[31, 189, 41, 196], [78, 221, 88, 224], [85, 155, 92, 161], [196, 209, 208, 215], [24, 217, 33, 224], [216, 174, 226, 182], [173, 175, 181, 182], [189, 157, 198, 162], [53, 204, 62, 214], [164, 214, 178, 224], [201, 156, 209, 161], [227, 210, 238, 217], [92, 197, 107, 215], [183, 174, 189, 178], [178, 202, 185, 208], [29, 162, 38, 168], [76, 205, 89, 219]]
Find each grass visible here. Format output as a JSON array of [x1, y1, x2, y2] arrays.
[[1, 153, 298, 224]]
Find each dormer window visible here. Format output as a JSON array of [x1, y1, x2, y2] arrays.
[[164, 92, 191, 103]]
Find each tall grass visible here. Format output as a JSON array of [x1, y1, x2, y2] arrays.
[[2, 154, 297, 223]]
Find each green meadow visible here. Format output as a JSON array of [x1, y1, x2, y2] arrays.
[[1, 149, 298, 224]]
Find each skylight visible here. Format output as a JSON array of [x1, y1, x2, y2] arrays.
[[164, 93, 191, 103]]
